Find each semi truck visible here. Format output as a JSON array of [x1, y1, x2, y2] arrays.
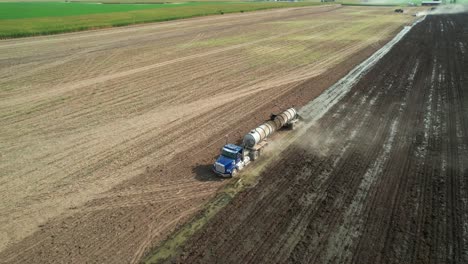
[[213, 108, 298, 177]]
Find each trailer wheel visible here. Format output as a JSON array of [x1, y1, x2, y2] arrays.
[[230, 169, 238, 178], [250, 151, 259, 161]]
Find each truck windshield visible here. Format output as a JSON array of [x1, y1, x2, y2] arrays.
[[221, 149, 237, 159]]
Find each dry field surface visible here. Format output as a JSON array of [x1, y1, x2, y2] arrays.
[[0, 5, 418, 263], [172, 13, 468, 264]]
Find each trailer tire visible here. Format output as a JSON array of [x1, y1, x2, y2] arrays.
[[290, 122, 296, 130], [250, 151, 259, 161]]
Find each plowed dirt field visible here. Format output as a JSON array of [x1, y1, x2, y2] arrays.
[[0, 5, 419, 263], [170, 13, 468, 264]]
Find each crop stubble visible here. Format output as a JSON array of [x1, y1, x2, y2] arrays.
[[0, 6, 417, 263]]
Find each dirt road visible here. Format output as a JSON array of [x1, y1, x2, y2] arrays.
[[172, 13, 468, 264], [0, 6, 418, 263]]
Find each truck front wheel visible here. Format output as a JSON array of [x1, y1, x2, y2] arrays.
[[230, 169, 238, 178]]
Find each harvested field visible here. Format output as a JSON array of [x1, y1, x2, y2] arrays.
[[170, 13, 468, 264], [0, 5, 419, 263]]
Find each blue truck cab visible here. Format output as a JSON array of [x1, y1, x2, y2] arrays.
[[212, 144, 245, 177]]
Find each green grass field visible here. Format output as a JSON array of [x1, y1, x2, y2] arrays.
[[0, 1, 324, 38], [0, 2, 199, 19]]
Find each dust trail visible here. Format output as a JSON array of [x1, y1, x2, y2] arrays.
[[416, 4, 468, 17]]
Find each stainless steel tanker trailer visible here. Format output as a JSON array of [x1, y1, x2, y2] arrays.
[[212, 108, 298, 177]]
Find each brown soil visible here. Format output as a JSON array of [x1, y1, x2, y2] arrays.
[[0, 6, 419, 264], [170, 13, 468, 264]]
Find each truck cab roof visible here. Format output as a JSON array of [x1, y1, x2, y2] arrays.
[[223, 144, 242, 153]]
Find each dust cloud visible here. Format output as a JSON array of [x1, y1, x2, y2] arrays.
[[259, 120, 335, 163], [417, 4, 468, 16], [291, 122, 335, 157], [361, 0, 468, 16]]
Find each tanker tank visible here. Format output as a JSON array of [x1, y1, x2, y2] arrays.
[[243, 108, 297, 148]]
